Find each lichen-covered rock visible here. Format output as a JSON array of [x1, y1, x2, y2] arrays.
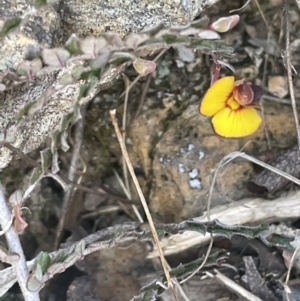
[[129, 99, 297, 223], [0, 1, 62, 72], [59, 0, 220, 37], [0, 0, 220, 170]]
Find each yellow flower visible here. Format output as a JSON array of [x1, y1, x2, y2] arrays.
[[199, 76, 263, 138]]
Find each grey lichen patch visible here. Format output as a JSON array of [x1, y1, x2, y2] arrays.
[[178, 163, 185, 173], [188, 168, 198, 179], [59, 0, 220, 37], [0, 61, 122, 169], [189, 178, 201, 189]]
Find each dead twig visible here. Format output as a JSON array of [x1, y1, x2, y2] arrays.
[[54, 106, 87, 249], [179, 238, 213, 284], [134, 74, 152, 119], [283, 0, 300, 152], [260, 32, 272, 149], [212, 269, 263, 301], [122, 74, 131, 194], [4, 143, 138, 205], [229, 0, 251, 13], [109, 109, 177, 300], [284, 245, 300, 301], [0, 184, 40, 301], [122, 74, 143, 222]]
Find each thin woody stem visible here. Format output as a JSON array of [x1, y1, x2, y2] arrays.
[[0, 185, 40, 301], [283, 0, 300, 152]]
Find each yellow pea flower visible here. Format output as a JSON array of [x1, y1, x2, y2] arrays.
[[199, 76, 263, 138]]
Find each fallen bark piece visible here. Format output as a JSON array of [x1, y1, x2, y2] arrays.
[[247, 145, 300, 198], [147, 191, 300, 258]]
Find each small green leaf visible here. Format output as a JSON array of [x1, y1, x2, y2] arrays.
[[51, 130, 60, 153], [74, 240, 86, 257], [78, 76, 97, 99], [38, 252, 51, 274], [263, 233, 295, 252], [40, 148, 52, 173], [189, 39, 234, 54], [59, 112, 73, 131], [59, 72, 75, 86], [190, 15, 210, 29], [16, 58, 43, 78], [0, 17, 22, 37], [52, 250, 66, 264], [71, 65, 85, 79], [109, 53, 134, 66], [161, 34, 190, 44], [80, 69, 99, 80], [65, 34, 83, 55], [30, 167, 43, 185], [63, 254, 79, 268]]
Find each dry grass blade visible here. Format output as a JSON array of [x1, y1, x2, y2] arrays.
[[109, 109, 178, 300], [0, 186, 40, 301], [179, 237, 213, 284], [219, 151, 300, 186], [283, 0, 300, 152], [122, 74, 131, 193], [253, 0, 269, 29], [284, 245, 300, 301], [229, 0, 251, 13], [121, 74, 143, 223]]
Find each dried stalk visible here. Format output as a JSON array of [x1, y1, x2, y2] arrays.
[[213, 269, 263, 301], [54, 106, 87, 249], [0, 184, 40, 301], [283, 0, 300, 151], [109, 109, 177, 300]]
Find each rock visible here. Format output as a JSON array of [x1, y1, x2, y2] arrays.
[[129, 95, 297, 222], [0, 0, 221, 170], [0, 1, 62, 72], [59, 0, 220, 38]]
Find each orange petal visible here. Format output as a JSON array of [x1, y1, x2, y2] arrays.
[[211, 106, 262, 138], [200, 76, 235, 116]]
